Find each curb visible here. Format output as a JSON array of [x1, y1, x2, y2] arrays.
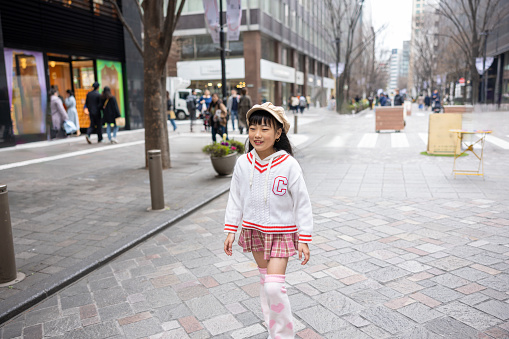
[[0, 185, 230, 326]]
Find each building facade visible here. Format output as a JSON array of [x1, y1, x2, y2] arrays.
[[170, 0, 336, 107], [0, 0, 143, 148], [388, 49, 400, 93], [486, 7, 509, 106]]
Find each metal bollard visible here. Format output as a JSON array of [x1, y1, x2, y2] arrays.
[[0, 185, 17, 284], [148, 150, 165, 211], [294, 115, 298, 134]]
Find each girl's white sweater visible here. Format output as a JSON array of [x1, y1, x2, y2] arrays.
[[224, 149, 313, 243]]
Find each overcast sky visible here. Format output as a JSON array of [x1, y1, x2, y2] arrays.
[[371, 0, 413, 53]]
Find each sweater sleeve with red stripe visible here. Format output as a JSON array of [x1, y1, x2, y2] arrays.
[[224, 161, 242, 233], [289, 169, 313, 243]]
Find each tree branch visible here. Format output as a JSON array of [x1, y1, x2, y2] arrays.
[[160, 0, 186, 73], [132, 0, 144, 23], [109, 0, 143, 55]]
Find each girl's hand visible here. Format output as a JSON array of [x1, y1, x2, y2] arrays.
[[224, 233, 235, 256], [298, 243, 310, 265]]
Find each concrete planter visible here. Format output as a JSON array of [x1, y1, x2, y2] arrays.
[[210, 153, 238, 176]]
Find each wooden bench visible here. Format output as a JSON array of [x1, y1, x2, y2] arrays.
[[375, 107, 405, 132], [443, 105, 474, 114]]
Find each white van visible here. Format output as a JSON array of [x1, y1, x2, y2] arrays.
[[173, 89, 202, 120]]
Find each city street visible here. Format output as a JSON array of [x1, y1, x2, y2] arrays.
[[1, 106, 509, 338]]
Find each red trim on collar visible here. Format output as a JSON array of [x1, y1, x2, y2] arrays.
[[247, 153, 290, 174]]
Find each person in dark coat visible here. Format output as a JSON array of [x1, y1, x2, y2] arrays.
[[85, 82, 103, 143], [100, 86, 121, 144], [393, 89, 404, 106], [424, 94, 431, 110]]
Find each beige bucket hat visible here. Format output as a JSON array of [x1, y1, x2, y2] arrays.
[[246, 102, 291, 134]]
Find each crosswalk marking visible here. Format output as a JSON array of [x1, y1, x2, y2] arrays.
[[391, 133, 409, 147], [325, 135, 347, 148], [479, 134, 509, 149], [357, 133, 378, 148], [418, 133, 428, 145]]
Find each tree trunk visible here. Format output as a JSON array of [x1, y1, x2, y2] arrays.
[[143, 0, 171, 168], [469, 63, 480, 104]]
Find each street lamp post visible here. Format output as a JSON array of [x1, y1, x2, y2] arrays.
[[219, 0, 227, 102], [334, 37, 341, 113], [480, 30, 490, 104]]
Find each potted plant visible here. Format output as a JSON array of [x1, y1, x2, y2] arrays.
[[202, 135, 245, 176]]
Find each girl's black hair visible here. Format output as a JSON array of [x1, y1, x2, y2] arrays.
[[247, 110, 293, 156], [66, 89, 74, 96]]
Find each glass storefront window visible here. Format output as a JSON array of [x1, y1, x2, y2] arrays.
[[261, 80, 275, 104], [72, 60, 95, 128], [4, 49, 47, 137], [97, 60, 125, 126], [502, 52, 509, 103]]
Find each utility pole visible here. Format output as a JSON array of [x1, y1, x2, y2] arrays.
[[219, 0, 227, 102]]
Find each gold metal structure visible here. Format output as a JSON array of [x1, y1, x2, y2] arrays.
[[449, 129, 492, 177]]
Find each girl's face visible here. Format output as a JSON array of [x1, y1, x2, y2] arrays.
[[249, 118, 282, 158]]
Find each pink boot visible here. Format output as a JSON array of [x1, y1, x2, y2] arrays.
[[264, 274, 294, 339], [258, 267, 272, 336]]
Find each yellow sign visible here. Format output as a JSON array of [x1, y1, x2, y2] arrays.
[[427, 114, 462, 155]]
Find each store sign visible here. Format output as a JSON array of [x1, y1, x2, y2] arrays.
[[295, 71, 304, 85], [323, 77, 334, 89], [458, 77, 465, 84], [226, 0, 242, 41], [260, 59, 296, 83], [177, 58, 245, 80], [203, 0, 220, 44]]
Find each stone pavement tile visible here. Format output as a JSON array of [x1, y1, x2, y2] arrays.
[[483, 326, 509, 339], [386, 278, 424, 294], [314, 290, 364, 316], [92, 286, 126, 308], [209, 283, 250, 304], [325, 324, 373, 339], [430, 273, 469, 289], [343, 314, 371, 327], [22, 324, 42, 339], [478, 276, 509, 292], [420, 285, 463, 303], [408, 272, 434, 282], [384, 297, 416, 310], [295, 283, 320, 296], [437, 301, 502, 330], [471, 263, 502, 275], [43, 314, 81, 337], [425, 316, 481, 338], [143, 286, 180, 308], [296, 305, 347, 333], [308, 277, 345, 292], [360, 324, 391, 339], [397, 303, 442, 324], [409, 292, 441, 308], [60, 293, 94, 310], [81, 315, 101, 327], [451, 267, 491, 281], [286, 271, 314, 285], [185, 294, 227, 321], [349, 289, 389, 307], [360, 305, 416, 334], [396, 260, 431, 273], [121, 317, 163, 338], [150, 274, 180, 288], [481, 288, 509, 301], [460, 293, 491, 306], [24, 305, 60, 326], [79, 304, 97, 320], [296, 328, 324, 338], [323, 265, 357, 279], [289, 293, 318, 311], [202, 314, 242, 336], [367, 266, 410, 283], [455, 282, 487, 295], [230, 323, 266, 339], [428, 256, 472, 271], [475, 300, 509, 320], [97, 302, 133, 322], [235, 311, 260, 327], [178, 316, 203, 334], [394, 326, 443, 339]]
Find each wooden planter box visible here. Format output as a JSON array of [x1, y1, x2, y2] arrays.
[[443, 105, 474, 114], [375, 107, 405, 132]]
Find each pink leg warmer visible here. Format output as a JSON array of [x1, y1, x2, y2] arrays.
[[264, 274, 294, 339], [258, 267, 271, 335]]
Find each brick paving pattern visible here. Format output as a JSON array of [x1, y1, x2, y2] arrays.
[[1, 107, 508, 338]]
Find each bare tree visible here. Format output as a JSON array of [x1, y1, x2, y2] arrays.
[[109, 0, 186, 168], [325, 0, 384, 112], [434, 0, 508, 104]]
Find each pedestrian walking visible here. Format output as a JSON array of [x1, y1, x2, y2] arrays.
[[166, 91, 177, 132], [238, 87, 252, 134], [393, 89, 404, 106], [379, 93, 387, 106], [209, 93, 228, 142], [298, 94, 307, 113], [199, 89, 212, 132], [186, 89, 198, 132], [224, 102, 312, 339], [100, 86, 121, 144], [424, 94, 431, 111], [290, 95, 299, 114], [50, 88, 69, 139], [227, 89, 240, 131], [65, 89, 80, 136], [84, 82, 103, 143], [417, 94, 424, 110]]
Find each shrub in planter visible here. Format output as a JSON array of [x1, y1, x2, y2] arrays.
[[202, 137, 245, 176]]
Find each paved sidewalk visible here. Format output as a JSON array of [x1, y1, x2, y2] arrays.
[[1, 107, 509, 338]]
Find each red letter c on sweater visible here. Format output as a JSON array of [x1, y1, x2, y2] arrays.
[[272, 176, 288, 196]]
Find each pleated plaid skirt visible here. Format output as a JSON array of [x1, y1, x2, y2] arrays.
[[238, 228, 299, 261]]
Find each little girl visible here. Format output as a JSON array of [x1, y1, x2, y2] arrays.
[[224, 102, 313, 339]]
